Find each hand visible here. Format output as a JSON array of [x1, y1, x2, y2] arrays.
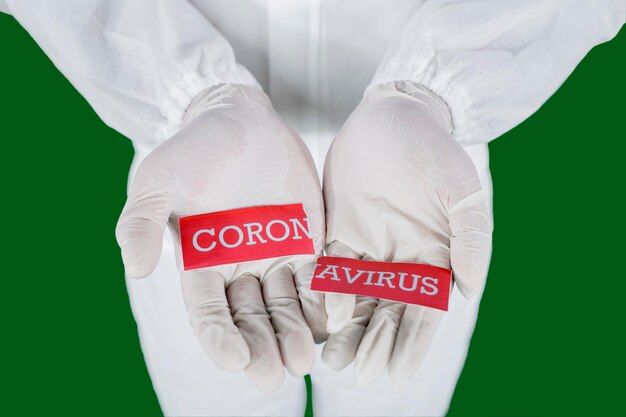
[[115, 84, 326, 392], [321, 81, 492, 388]]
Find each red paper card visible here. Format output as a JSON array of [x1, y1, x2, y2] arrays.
[[179, 204, 315, 270], [311, 256, 451, 311]]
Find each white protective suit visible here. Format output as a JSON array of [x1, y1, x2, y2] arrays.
[[1, 0, 623, 416]]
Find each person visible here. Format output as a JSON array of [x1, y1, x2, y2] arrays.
[[1, 1, 622, 416]]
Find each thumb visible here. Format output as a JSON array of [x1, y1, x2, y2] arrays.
[[294, 260, 329, 343], [449, 189, 493, 298], [115, 157, 171, 279], [324, 241, 360, 334]]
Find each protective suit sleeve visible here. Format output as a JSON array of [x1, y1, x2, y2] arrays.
[[2, 0, 258, 146], [369, 0, 625, 145]]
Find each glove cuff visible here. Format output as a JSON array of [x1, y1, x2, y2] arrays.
[[182, 84, 268, 126], [365, 81, 453, 134]]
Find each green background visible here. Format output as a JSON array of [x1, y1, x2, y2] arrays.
[[1, 13, 624, 417]]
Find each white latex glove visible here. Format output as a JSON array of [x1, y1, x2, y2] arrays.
[[116, 84, 326, 392], [321, 81, 492, 388]]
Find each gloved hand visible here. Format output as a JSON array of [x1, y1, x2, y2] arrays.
[[321, 81, 492, 388], [115, 84, 326, 392]]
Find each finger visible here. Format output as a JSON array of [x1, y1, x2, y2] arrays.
[[115, 155, 171, 278], [325, 241, 361, 333], [263, 266, 315, 376], [181, 270, 250, 372], [325, 294, 356, 334], [294, 260, 328, 343], [388, 305, 444, 390], [228, 274, 284, 392], [353, 300, 406, 386], [321, 296, 377, 371], [449, 189, 493, 297]]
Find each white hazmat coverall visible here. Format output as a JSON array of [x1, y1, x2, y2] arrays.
[[1, 0, 623, 416]]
